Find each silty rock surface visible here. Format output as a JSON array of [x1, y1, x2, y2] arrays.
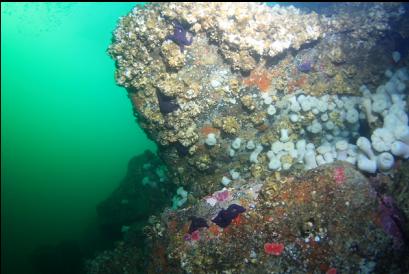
[[143, 163, 407, 273]]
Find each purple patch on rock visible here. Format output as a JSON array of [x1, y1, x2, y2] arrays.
[[378, 195, 406, 249], [212, 204, 245, 228], [156, 90, 179, 114], [166, 22, 193, 53], [183, 233, 191, 241], [188, 216, 209, 234], [297, 60, 313, 73], [214, 189, 229, 202]]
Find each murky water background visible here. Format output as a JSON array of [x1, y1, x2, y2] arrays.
[[1, 3, 154, 274]]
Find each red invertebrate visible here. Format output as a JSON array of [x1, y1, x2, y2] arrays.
[[191, 230, 200, 241], [264, 242, 284, 255], [208, 224, 220, 236], [333, 166, 345, 186]]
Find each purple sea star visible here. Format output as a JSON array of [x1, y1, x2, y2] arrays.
[[166, 22, 193, 53], [156, 90, 179, 114], [188, 216, 209, 234], [212, 204, 245, 228]]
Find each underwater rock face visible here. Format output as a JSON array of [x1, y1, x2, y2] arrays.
[[102, 3, 409, 273], [86, 242, 143, 274], [96, 150, 175, 244], [144, 163, 407, 273], [109, 2, 408, 199]]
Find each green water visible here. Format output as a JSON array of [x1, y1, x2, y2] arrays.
[[1, 3, 154, 274]]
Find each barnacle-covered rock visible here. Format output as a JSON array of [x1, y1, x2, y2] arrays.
[[240, 95, 257, 112], [222, 116, 240, 135], [190, 154, 212, 171], [161, 40, 186, 70], [109, 1, 408, 198], [176, 123, 199, 147], [327, 46, 346, 64], [155, 74, 184, 97], [250, 112, 267, 126], [221, 49, 257, 72]]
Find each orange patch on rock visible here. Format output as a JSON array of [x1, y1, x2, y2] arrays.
[[182, 223, 190, 234], [291, 184, 312, 205], [232, 214, 244, 226], [296, 75, 308, 86], [273, 207, 287, 218], [256, 123, 269, 132], [243, 68, 272, 92], [167, 220, 178, 233], [265, 216, 274, 222], [287, 75, 308, 93], [278, 191, 290, 201], [201, 124, 220, 136], [208, 224, 220, 236]]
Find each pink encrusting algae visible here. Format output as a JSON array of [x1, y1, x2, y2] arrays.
[[333, 166, 346, 186], [214, 189, 229, 202], [191, 230, 200, 241]]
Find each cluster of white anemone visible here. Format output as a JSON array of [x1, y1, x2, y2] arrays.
[[225, 65, 408, 176]]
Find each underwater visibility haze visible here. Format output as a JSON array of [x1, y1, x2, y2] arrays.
[[2, 2, 409, 274], [1, 3, 155, 274]]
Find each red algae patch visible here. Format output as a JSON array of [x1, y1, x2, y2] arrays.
[[264, 242, 285, 256], [326, 267, 337, 274], [191, 230, 200, 241]]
